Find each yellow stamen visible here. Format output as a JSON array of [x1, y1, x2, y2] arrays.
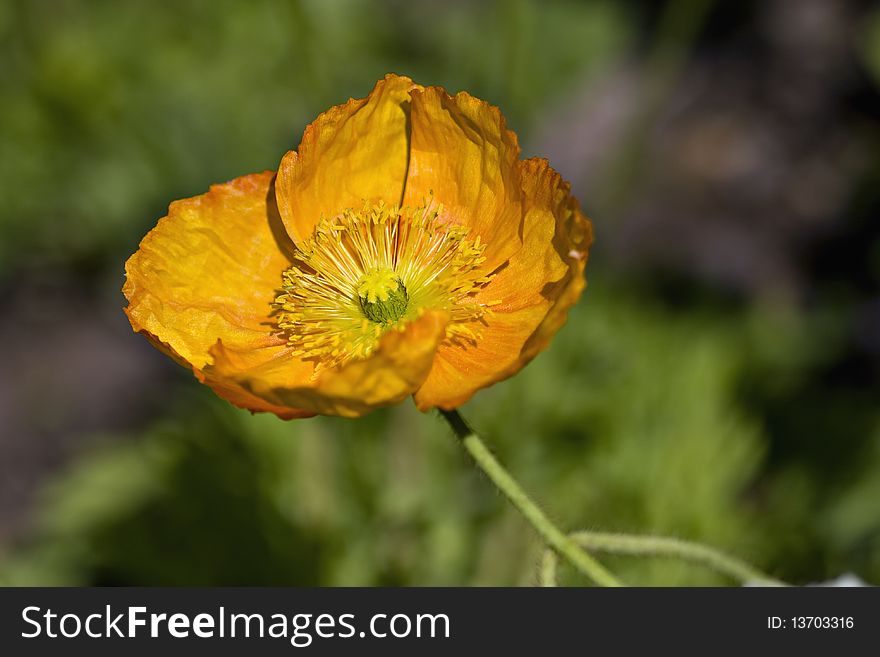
[[273, 199, 494, 369]]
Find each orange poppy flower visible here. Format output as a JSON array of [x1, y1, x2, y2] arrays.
[[123, 74, 593, 419]]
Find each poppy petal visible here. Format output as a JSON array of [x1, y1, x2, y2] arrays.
[[403, 86, 524, 271], [413, 158, 592, 410], [123, 171, 290, 373], [207, 310, 449, 418], [276, 74, 421, 244]]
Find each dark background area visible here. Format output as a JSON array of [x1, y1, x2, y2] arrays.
[[1, 0, 878, 585]]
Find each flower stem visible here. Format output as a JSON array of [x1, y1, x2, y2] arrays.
[[540, 531, 786, 586], [439, 408, 623, 587], [568, 531, 786, 586]]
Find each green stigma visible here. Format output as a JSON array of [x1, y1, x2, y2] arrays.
[[356, 267, 409, 324]]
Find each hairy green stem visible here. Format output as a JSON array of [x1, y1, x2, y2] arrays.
[[542, 531, 786, 586], [440, 409, 623, 587], [539, 549, 559, 588]]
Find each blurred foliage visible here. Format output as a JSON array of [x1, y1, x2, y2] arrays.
[[863, 6, 880, 86], [1, 0, 879, 586]]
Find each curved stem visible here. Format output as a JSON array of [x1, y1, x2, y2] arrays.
[[544, 531, 786, 586], [572, 531, 786, 585], [440, 409, 623, 587]]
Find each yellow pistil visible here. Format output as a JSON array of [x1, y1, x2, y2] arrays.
[[274, 199, 494, 370]]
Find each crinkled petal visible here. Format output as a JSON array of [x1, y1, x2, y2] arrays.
[[402, 86, 524, 271], [413, 310, 548, 410], [414, 158, 592, 410], [516, 159, 593, 363], [206, 310, 449, 418], [123, 171, 291, 373], [276, 74, 421, 244]]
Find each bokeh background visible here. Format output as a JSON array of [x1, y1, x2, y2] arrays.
[[1, 0, 879, 586]]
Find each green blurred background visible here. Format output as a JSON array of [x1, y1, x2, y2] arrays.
[[1, 0, 879, 586]]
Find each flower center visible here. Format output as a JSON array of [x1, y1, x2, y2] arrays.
[[356, 267, 409, 323], [273, 199, 498, 370]]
